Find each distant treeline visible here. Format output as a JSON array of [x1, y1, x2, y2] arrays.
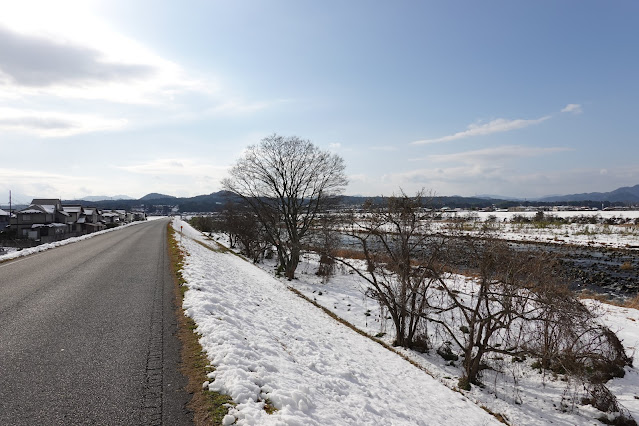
[[55, 192, 633, 213]]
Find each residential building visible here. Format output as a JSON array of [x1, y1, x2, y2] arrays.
[[0, 209, 10, 230], [11, 199, 72, 242], [9, 199, 122, 243]]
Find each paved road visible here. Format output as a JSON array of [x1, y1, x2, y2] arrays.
[[0, 219, 192, 425]]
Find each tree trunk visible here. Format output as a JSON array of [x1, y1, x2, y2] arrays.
[[285, 245, 300, 280]]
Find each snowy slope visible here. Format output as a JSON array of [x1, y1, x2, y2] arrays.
[[286, 251, 639, 426], [173, 219, 501, 425], [185, 218, 639, 426], [587, 300, 639, 420]]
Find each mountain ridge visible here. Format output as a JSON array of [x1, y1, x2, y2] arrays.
[[538, 184, 639, 203], [53, 184, 639, 213]]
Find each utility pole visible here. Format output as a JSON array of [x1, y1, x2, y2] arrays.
[[9, 190, 14, 238]]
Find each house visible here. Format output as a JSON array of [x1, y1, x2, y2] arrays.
[[132, 212, 147, 221], [62, 205, 85, 234], [32, 199, 73, 223], [82, 207, 105, 233], [4, 197, 134, 245], [114, 210, 128, 223], [62, 205, 83, 222], [100, 210, 121, 226], [11, 199, 73, 242], [0, 209, 10, 230]]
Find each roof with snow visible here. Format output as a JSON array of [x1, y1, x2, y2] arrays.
[[19, 205, 47, 214], [31, 223, 68, 228], [62, 206, 83, 213], [41, 205, 56, 214], [31, 199, 61, 206], [0, 209, 9, 217]]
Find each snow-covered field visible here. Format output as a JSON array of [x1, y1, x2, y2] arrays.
[[435, 210, 639, 249], [175, 217, 639, 426]]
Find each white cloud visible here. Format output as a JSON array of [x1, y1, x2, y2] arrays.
[[114, 159, 231, 197], [0, 26, 154, 88], [116, 158, 228, 177], [0, 17, 201, 106], [0, 167, 105, 200], [203, 99, 285, 117], [428, 145, 572, 164], [366, 165, 639, 199], [0, 1, 281, 144], [412, 116, 551, 145], [0, 159, 229, 200], [561, 103, 583, 114], [0, 107, 127, 137], [370, 145, 397, 151]]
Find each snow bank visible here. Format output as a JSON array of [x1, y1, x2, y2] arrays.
[[174, 219, 500, 425]]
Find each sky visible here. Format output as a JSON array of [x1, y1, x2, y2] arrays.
[[1, 0, 638, 204]]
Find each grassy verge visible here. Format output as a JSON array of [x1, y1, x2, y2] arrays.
[[167, 223, 234, 425]]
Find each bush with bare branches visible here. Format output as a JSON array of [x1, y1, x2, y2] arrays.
[[335, 190, 444, 349]]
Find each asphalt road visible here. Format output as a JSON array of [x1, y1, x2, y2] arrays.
[[0, 219, 192, 425]]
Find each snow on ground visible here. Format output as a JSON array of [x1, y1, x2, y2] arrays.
[[0, 218, 164, 263], [585, 300, 639, 420], [173, 218, 501, 425], [434, 211, 639, 249], [286, 259, 632, 425], [187, 219, 639, 426], [289, 253, 639, 425]]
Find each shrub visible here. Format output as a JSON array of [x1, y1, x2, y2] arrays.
[[437, 343, 459, 361]]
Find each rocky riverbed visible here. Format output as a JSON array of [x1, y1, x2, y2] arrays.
[[559, 246, 638, 297], [503, 240, 638, 298]]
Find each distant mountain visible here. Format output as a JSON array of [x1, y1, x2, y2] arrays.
[[53, 184, 639, 214], [539, 184, 639, 203], [78, 195, 134, 202], [139, 193, 176, 201], [474, 194, 526, 202]]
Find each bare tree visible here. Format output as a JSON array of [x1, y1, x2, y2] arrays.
[[427, 235, 558, 389], [427, 233, 632, 394], [218, 201, 269, 262], [222, 134, 347, 280], [336, 190, 443, 349], [313, 214, 340, 283]]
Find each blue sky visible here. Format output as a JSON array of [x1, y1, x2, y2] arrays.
[[1, 0, 638, 203]]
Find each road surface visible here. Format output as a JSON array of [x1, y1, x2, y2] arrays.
[[0, 219, 192, 425]]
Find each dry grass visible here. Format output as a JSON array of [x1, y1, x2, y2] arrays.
[[167, 224, 234, 425], [620, 261, 634, 271], [580, 291, 639, 310], [625, 294, 639, 309], [332, 247, 368, 260]]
